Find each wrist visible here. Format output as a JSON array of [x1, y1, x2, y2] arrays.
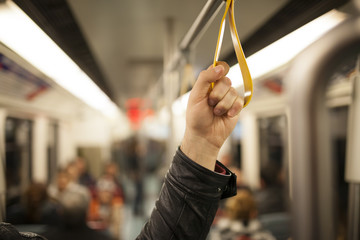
[[180, 132, 220, 171]]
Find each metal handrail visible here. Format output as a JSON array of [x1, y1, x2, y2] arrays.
[[164, 0, 224, 73]]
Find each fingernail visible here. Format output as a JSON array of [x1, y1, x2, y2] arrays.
[[208, 98, 216, 106], [228, 108, 236, 117], [214, 65, 223, 74], [214, 108, 223, 116]]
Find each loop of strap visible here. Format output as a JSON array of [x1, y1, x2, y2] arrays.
[[213, 0, 253, 107]]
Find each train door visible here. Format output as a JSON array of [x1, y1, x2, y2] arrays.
[[329, 106, 349, 238], [0, 110, 5, 221], [287, 16, 360, 240], [4, 117, 33, 214]]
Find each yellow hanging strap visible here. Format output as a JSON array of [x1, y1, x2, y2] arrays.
[[213, 0, 253, 107]]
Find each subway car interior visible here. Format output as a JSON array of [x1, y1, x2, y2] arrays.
[[0, 0, 360, 239]]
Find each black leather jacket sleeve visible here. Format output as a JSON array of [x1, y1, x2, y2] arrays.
[[136, 148, 237, 240], [0, 222, 48, 240]]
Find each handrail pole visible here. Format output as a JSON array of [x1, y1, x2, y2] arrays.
[[164, 0, 224, 73]]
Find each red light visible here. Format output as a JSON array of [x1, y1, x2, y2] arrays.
[[125, 98, 153, 130]]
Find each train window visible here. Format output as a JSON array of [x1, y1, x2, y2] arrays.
[[230, 121, 242, 169], [257, 115, 289, 215], [258, 115, 288, 169], [5, 117, 32, 209]]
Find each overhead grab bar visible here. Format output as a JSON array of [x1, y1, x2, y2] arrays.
[[164, 0, 224, 73]]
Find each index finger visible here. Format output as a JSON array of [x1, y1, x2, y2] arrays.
[[192, 61, 230, 99], [208, 61, 230, 75]]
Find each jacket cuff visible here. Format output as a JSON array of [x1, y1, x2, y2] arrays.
[[169, 148, 237, 200]]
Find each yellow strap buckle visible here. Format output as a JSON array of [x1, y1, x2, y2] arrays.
[[213, 0, 253, 107]]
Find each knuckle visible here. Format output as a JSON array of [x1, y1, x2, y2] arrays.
[[224, 77, 232, 86], [216, 98, 229, 111], [218, 77, 231, 87], [198, 70, 207, 79], [214, 104, 226, 115], [233, 98, 244, 110], [209, 91, 221, 102], [229, 87, 238, 96]]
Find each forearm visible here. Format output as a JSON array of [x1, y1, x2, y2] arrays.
[[136, 148, 236, 240]]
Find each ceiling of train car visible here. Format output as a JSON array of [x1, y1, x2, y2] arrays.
[[11, 0, 350, 110], [66, 0, 290, 107]]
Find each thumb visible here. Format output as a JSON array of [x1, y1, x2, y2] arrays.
[[191, 61, 230, 99]]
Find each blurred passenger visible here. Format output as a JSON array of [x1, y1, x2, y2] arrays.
[[6, 182, 59, 225], [42, 191, 112, 240], [228, 166, 250, 191], [48, 168, 90, 204], [144, 139, 166, 173], [48, 168, 69, 198], [209, 189, 276, 240], [126, 137, 145, 216], [66, 161, 80, 183], [254, 162, 286, 215], [75, 157, 96, 196], [103, 161, 125, 200], [213, 166, 250, 226], [88, 177, 123, 239]]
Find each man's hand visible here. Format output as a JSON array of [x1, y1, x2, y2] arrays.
[[181, 61, 243, 171]]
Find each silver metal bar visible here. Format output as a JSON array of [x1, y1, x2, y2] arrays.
[[346, 54, 360, 240], [345, 55, 360, 183], [152, 0, 224, 105], [179, 0, 224, 50], [164, 0, 224, 72], [286, 17, 360, 240]]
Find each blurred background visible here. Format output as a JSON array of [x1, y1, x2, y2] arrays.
[[0, 0, 359, 239]]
